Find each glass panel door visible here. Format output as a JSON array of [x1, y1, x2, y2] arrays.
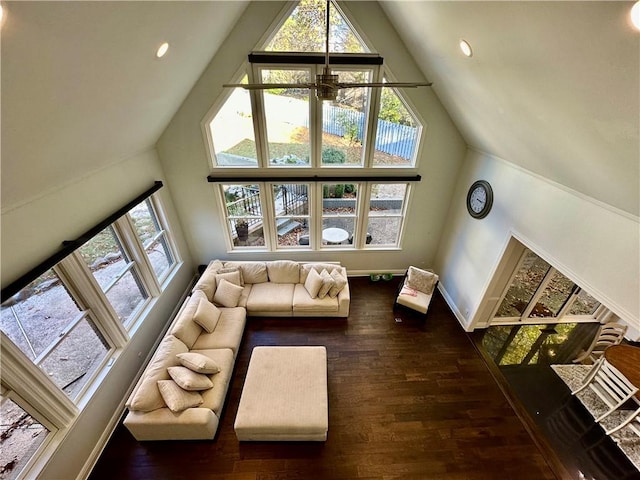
[[272, 183, 311, 248]]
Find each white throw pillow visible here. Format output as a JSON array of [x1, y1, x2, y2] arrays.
[[176, 352, 221, 374], [213, 278, 244, 308], [304, 267, 324, 299], [217, 266, 244, 285], [318, 269, 335, 299], [157, 380, 203, 413], [167, 366, 214, 391], [192, 297, 221, 333], [329, 269, 348, 298]]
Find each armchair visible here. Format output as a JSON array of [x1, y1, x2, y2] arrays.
[[393, 266, 438, 318]]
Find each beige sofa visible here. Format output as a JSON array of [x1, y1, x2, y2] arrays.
[[123, 259, 348, 441], [123, 289, 246, 441], [193, 259, 350, 318]]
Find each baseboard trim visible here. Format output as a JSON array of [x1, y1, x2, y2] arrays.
[[437, 283, 472, 331]]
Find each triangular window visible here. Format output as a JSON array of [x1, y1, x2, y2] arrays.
[[265, 0, 366, 53]]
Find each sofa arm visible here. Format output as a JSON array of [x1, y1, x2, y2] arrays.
[[337, 278, 350, 317], [123, 407, 219, 441]]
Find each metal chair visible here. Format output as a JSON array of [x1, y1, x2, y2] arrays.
[[573, 322, 628, 365]]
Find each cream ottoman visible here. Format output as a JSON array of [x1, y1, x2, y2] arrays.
[[234, 346, 328, 441]]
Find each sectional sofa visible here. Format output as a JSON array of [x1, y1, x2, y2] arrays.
[[123, 260, 349, 441]]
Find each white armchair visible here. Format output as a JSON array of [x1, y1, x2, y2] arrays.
[[393, 266, 438, 317]]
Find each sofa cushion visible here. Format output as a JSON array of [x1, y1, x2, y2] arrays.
[[318, 269, 335, 299], [176, 352, 221, 374], [192, 260, 224, 301], [406, 267, 438, 295], [193, 297, 221, 333], [213, 278, 244, 308], [191, 308, 246, 354], [168, 366, 214, 391], [170, 291, 206, 349], [127, 335, 189, 412], [303, 268, 324, 299], [247, 282, 294, 312], [328, 269, 348, 298], [299, 263, 342, 283], [267, 260, 300, 284], [237, 284, 252, 308], [293, 284, 339, 314], [191, 348, 235, 416], [157, 380, 203, 413], [217, 266, 244, 285], [224, 261, 268, 284]]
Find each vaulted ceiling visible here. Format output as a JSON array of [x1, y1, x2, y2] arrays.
[[2, 1, 638, 215]]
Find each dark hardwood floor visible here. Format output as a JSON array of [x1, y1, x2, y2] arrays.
[[90, 277, 558, 480]]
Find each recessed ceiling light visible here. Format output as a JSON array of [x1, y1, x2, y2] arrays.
[[632, 1, 640, 31], [459, 39, 473, 57], [156, 42, 169, 59]]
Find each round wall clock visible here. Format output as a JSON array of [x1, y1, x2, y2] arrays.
[[466, 180, 493, 219]]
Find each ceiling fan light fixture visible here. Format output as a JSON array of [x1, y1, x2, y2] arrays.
[[316, 67, 339, 101], [459, 39, 473, 57]]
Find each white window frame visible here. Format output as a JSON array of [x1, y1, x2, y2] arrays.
[[216, 180, 410, 252], [491, 248, 605, 325]]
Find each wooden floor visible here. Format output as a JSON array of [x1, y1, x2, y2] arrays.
[[89, 277, 556, 480]]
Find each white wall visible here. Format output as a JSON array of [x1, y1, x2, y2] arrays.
[[436, 148, 640, 339], [156, 1, 466, 273], [1, 148, 195, 479]]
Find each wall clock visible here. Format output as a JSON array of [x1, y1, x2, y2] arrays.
[[466, 180, 493, 219]]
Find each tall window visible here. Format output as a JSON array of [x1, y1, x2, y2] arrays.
[[0, 191, 178, 479], [205, 1, 424, 170], [206, 1, 422, 250], [494, 249, 601, 322], [0, 269, 112, 400]]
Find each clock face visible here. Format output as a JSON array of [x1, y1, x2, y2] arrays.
[[466, 180, 493, 219], [469, 186, 486, 213]]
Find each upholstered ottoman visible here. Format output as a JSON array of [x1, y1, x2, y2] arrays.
[[234, 346, 328, 441]]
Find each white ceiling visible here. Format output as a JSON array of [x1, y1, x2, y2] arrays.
[[2, 1, 638, 215]]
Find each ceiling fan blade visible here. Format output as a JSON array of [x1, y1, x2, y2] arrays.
[[223, 83, 318, 90], [335, 82, 433, 89]]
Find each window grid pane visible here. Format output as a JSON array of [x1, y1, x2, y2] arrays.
[[273, 184, 310, 247], [223, 184, 266, 248], [209, 76, 258, 167], [261, 69, 311, 167], [495, 251, 551, 318], [366, 184, 407, 246], [129, 199, 174, 280], [78, 226, 148, 325], [1, 394, 50, 480], [321, 183, 357, 246]]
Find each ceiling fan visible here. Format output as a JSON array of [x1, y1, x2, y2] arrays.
[[223, 1, 432, 101]]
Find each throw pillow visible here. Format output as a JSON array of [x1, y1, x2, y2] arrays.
[[157, 380, 203, 413], [406, 267, 438, 295], [318, 269, 335, 299], [215, 270, 242, 287], [303, 267, 324, 299], [192, 297, 221, 333], [328, 269, 348, 298], [213, 278, 244, 308], [176, 352, 221, 374], [167, 366, 214, 391], [217, 266, 244, 285]]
